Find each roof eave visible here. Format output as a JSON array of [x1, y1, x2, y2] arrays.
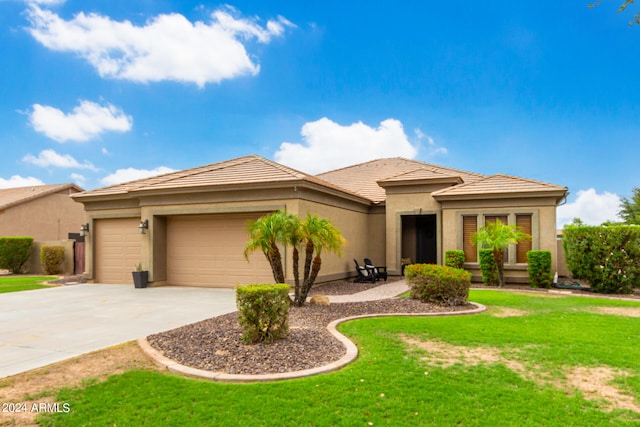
[[433, 189, 568, 203], [377, 177, 463, 188]]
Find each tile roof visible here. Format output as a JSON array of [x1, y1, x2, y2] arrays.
[[73, 155, 367, 201], [0, 184, 82, 210], [73, 155, 567, 205], [317, 158, 485, 203], [432, 174, 568, 199]]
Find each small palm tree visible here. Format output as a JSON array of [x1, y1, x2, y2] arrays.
[[244, 210, 297, 284], [294, 214, 346, 306], [471, 219, 531, 287]]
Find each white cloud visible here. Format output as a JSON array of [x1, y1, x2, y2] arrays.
[[69, 172, 86, 187], [25, 0, 65, 5], [101, 166, 175, 186], [26, 4, 294, 87], [0, 175, 45, 188], [415, 128, 447, 156], [29, 100, 132, 142], [557, 188, 622, 227], [275, 117, 419, 174], [22, 149, 97, 170]]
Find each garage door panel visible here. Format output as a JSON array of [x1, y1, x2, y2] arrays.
[[167, 213, 274, 287], [95, 218, 141, 284]]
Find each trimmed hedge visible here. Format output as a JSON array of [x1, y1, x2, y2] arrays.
[[236, 283, 290, 344], [563, 225, 640, 294], [479, 249, 499, 286], [527, 250, 552, 288], [41, 246, 65, 275], [444, 250, 465, 269], [404, 263, 471, 306], [0, 237, 33, 274]]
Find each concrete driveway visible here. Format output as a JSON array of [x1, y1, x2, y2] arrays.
[[0, 284, 237, 378]]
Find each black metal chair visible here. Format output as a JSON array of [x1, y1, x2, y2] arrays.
[[364, 258, 387, 281], [353, 259, 376, 283]]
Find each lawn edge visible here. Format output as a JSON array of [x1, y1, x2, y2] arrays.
[[138, 302, 487, 383]]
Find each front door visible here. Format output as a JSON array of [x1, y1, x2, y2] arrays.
[[415, 215, 437, 264], [401, 214, 438, 265]]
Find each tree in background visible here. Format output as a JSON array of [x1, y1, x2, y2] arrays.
[[472, 219, 531, 287], [619, 187, 640, 225], [588, 0, 639, 25]]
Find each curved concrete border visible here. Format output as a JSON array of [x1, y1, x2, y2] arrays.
[[138, 302, 486, 383]]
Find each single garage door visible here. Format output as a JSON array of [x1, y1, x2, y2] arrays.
[[167, 213, 274, 287], [94, 218, 142, 284]]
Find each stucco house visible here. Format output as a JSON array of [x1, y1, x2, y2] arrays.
[[0, 183, 86, 274], [72, 155, 567, 286], [0, 183, 85, 241]]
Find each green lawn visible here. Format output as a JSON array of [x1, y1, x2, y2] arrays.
[[39, 290, 640, 426], [0, 276, 57, 293]]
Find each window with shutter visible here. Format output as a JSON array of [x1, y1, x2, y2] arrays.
[[462, 215, 477, 263], [516, 214, 532, 263], [484, 215, 509, 263]]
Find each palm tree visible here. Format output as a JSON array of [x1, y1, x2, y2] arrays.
[[244, 210, 297, 284], [471, 219, 531, 287], [293, 214, 346, 306]]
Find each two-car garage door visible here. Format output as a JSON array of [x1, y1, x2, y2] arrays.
[[94, 214, 274, 287], [166, 214, 273, 287]]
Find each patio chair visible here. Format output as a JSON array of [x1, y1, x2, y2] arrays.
[[353, 259, 376, 283], [364, 258, 387, 281]]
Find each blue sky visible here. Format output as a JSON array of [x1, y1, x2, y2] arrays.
[[1, 0, 638, 226]]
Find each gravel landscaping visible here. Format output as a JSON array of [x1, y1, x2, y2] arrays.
[[147, 279, 474, 375]]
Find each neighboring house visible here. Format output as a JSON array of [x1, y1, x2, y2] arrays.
[[0, 184, 85, 241], [0, 184, 86, 274], [72, 155, 567, 286]]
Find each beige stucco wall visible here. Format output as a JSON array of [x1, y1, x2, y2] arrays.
[[297, 199, 375, 282], [0, 192, 85, 241], [78, 185, 375, 286], [29, 240, 75, 275], [439, 197, 559, 283]]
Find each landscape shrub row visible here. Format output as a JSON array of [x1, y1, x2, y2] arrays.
[[563, 225, 640, 294], [405, 263, 471, 306], [236, 283, 290, 343], [0, 237, 33, 274]]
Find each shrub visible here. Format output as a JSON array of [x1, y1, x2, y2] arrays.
[[404, 263, 471, 306], [527, 250, 552, 288], [479, 249, 499, 286], [444, 250, 465, 269], [0, 237, 34, 274], [563, 225, 640, 294], [41, 246, 65, 275], [236, 283, 290, 344]]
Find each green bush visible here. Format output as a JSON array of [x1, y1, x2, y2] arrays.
[[236, 283, 290, 344], [41, 246, 65, 275], [479, 249, 499, 286], [0, 237, 34, 274], [527, 250, 552, 288], [444, 250, 465, 269], [404, 263, 471, 306], [563, 225, 640, 294]]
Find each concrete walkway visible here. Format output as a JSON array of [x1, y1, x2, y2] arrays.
[[0, 284, 237, 378], [327, 280, 410, 303]]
